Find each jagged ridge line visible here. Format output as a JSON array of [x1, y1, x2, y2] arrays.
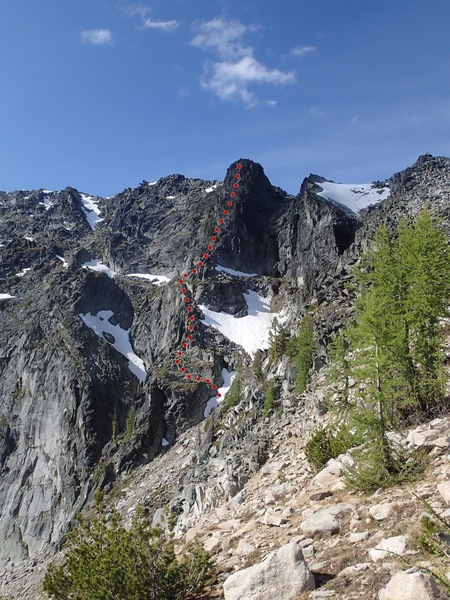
[[171, 163, 243, 398]]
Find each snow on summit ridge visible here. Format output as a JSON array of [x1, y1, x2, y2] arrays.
[[316, 180, 390, 214]]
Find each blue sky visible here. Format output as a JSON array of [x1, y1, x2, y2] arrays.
[[1, 1, 449, 196]]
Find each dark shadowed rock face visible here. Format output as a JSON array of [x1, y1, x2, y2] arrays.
[[0, 154, 449, 580]]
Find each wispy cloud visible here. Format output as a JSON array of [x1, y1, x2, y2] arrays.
[[81, 29, 113, 46], [142, 18, 179, 31], [191, 17, 295, 106], [125, 4, 151, 20], [125, 4, 179, 32], [309, 105, 326, 117], [290, 45, 316, 58]]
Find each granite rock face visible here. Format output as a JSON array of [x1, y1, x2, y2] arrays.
[[0, 154, 449, 581]]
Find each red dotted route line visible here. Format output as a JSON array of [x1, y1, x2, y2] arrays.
[[172, 163, 243, 399]]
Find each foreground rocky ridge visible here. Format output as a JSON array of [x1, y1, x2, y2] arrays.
[[0, 154, 449, 597]]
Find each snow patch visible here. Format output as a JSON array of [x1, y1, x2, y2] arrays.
[[24, 236, 34, 242], [316, 181, 390, 213], [215, 265, 257, 278], [82, 259, 116, 279], [16, 268, 31, 277], [148, 181, 157, 186], [56, 255, 68, 268], [126, 273, 170, 286], [79, 193, 104, 229], [161, 438, 170, 447], [39, 196, 54, 211], [79, 310, 146, 383], [0, 293, 16, 300], [205, 184, 219, 193], [200, 291, 286, 357], [204, 369, 236, 418], [166, 195, 176, 200]]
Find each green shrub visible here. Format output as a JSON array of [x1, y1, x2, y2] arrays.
[[252, 352, 263, 383], [263, 381, 275, 416], [295, 315, 315, 394], [305, 424, 363, 473], [343, 442, 428, 493], [221, 375, 241, 411], [123, 405, 135, 442], [43, 506, 213, 600]]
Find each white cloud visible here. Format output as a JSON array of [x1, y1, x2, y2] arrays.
[[191, 17, 295, 106], [81, 29, 112, 46], [142, 18, 179, 31], [202, 56, 294, 106], [191, 17, 252, 59], [290, 45, 316, 58], [125, 4, 179, 32]]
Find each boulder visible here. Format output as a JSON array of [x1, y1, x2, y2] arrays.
[[369, 535, 407, 561], [301, 511, 339, 537], [223, 542, 315, 600], [437, 482, 450, 505], [301, 502, 355, 537], [379, 570, 441, 600], [369, 502, 396, 521]]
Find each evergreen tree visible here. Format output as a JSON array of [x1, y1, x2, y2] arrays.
[[330, 210, 450, 487], [397, 209, 450, 410]]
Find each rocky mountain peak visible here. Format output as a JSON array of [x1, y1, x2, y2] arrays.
[[0, 154, 449, 599]]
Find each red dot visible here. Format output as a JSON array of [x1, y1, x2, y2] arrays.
[[198, 261, 203, 267], [217, 393, 222, 398], [183, 343, 188, 348], [203, 253, 209, 259], [188, 327, 193, 333], [192, 268, 197, 274], [208, 245, 213, 250], [196, 376, 202, 382], [219, 219, 224, 224], [233, 183, 239, 189], [237, 164, 242, 169], [230, 192, 236, 197], [183, 273, 188, 278], [175, 359, 180, 364], [236, 174, 241, 179], [215, 227, 220, 233], [181, 367, 186, 372], [181, 288, 187, 293], [178, 279, 184, 284], [187, 306, 193, 312], [189, 315, 195, 321], [223, 210, 229, 215], [205, 378, 211, 384], [187, 334, 193, 340], [227, 201, 233, 207], [177, 351, 183, 356], [212, 384, 217, 390], [187, 374, 192, 379], [184, 297, 190, 303]]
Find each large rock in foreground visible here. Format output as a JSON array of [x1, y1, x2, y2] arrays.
[[223, 541, 315, 600], [379, 570, 441, 600]]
